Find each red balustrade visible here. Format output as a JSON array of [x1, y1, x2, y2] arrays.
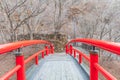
[[0, 40, 54, 80], [0, 38, 119, 80], [66, 38, 118, 80]]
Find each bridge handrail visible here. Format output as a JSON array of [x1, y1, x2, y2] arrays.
[[0, 40, 54, 80], [66, 38, 118, 80], [0, 40, 52, 54], [66, 38, 120, 55]]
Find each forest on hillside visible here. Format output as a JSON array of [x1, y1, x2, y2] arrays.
[[0, 0, 120, 80], [0, 0, 120, 43]]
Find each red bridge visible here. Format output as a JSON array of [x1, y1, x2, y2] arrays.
[[0, 38, 119, 80]]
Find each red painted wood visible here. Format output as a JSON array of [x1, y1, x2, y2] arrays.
[[0, 65, 21, 80], [50, 45, 54, 54], [0, 40, 52, 54], [90, 51, 98, 80], [42, 52, 44, 58], [66, 38, 120, 55], [45, 46, 48, 56], [35, 56, 39, 65], [0, 40, 54, 80], [0, 38, 119, 80], [24, 50, 45, 64], [74, 48, 90, 62], [16, 55, 26, 80], [65, 45, 68, 54], [94, 63, 117, 80], [66, 38, 118, 80], [70, 45, 73, 55], [74, 50, 76, 58], [79, 54, 82, 64]]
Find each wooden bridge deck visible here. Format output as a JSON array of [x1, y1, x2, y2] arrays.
[[26, 53, 89, 80]]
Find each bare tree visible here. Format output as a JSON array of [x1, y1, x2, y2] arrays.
[[0, 0, 47, 41], [53, 0, 69, 34]]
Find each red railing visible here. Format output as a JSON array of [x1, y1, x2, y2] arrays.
[[0, 40, 54, 80], [66, 38, 119, 80]]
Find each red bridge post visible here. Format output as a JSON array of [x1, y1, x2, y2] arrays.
[[42, 51, 44, 58], [50, 45, 54, 54], [90, 50, 98, 80], [79, 54, 82, 64], [70, 45, 73, 55], [35, 55, 39, 65], [74, 50, 76, 58], [16, 52, 26, 80], [45, 46, 48, 56]]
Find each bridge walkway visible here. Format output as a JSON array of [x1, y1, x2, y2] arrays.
[[26, 53, 89, 80]]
